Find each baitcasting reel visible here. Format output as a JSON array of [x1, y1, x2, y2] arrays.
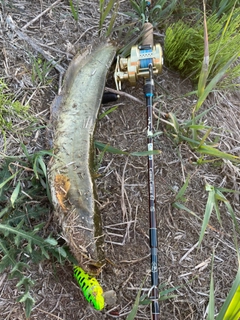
[[114, 23, 163, 90]]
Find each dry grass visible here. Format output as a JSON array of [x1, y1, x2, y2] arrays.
[[0, 0, 239, 319]]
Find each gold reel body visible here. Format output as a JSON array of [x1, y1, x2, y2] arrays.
[[114, 43, 163, 90]]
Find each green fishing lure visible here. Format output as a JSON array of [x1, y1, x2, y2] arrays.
[[73, 266, 104, 310]]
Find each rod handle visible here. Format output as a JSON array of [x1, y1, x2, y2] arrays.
[[142, 22, 154, 46]]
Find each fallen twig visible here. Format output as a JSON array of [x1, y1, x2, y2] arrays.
[[6, 15, 65, 93], [105, 86, 144, 105], [105, 87, 168, 119], [22, 0, 63, 30]]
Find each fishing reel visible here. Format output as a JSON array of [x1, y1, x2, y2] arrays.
[[114, 42, 163, 90]]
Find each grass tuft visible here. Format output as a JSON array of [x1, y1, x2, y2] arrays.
[[0, 79, 33, 133], [99, 0, 119, 37], [30, 54, 55, 85], [164, 6, 240, 88], [207, 240, 240, 319], [0, 150, 71, 318]]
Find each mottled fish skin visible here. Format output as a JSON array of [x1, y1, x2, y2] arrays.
[[49, 42, 116, 275]]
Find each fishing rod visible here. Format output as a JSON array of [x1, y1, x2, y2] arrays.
[[114, 1, 163, 318]]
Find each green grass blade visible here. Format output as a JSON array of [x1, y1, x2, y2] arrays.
[[168, 112, 180, 134], [95, 141, 161, 156], [106, 6, 118, 37], [217, 187, 240, 194], [220, 196, 239, 233], [207, 253, 215, 320], [140, 283, 180, 305], [69, 0, 79, 21], [130, 0, 142, 17], [184, 107, 213, 127], [174, 175, 190, 201], [159, 294, 177, 301], [99, 0, 105, 30], [94, 141, 128, 155], [188, 125, 212, 130], [36, 156, 47, 178], [216, 267, 240, 320], [130, 150, 161, 156], [179, 135, 201, 146], [98, 106, 118, 120], [0, 171, 19, 189], [33, 158, 40, 179], [159, 286, 180, 298], [20, 143, 30, 159], [197, 0, 209, 97], [100, 0, 115, 30], [151, 0, 177, 24], [126, 277, 145, 320], [199, 184, 215, 246], [213, 200, 222, 226], [173, 202, 201, 220], [209, 1, 237, 75], [197, 145, 240, 163], [10, 181, 21, 208], [198, 128, 212, 148], [195, 52, 239, 112]]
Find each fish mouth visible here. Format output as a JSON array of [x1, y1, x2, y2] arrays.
[[84, 261, 104, 276]]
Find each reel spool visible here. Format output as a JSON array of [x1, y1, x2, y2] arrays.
[[114, 23, 163, 90]]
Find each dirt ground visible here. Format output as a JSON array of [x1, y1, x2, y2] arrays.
[[0, 1, 240, 319]]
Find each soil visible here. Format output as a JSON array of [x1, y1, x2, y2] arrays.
[[0, 1, 240, 320]]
